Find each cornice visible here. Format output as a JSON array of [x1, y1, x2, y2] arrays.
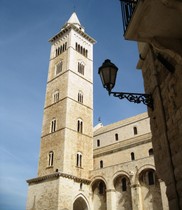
[[93, 138, 151, 158], [27, 172, 91, 185], [41, 126, 93, 139], [49, 24, 96, 44]]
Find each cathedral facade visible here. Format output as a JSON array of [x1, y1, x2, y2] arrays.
[[26, 13, 168, 210]]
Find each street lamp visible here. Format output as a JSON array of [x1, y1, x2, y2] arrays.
[[98, 59, 153, 109]]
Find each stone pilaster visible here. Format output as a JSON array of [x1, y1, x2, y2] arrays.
[[130, 184, 143, 210], [106, 189, 116, 210]]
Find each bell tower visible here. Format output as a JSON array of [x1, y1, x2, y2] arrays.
[[26, 12, 95, 210], [38, 12, 95, 179]]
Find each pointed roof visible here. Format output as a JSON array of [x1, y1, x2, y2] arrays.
[[67, 12, 81, 27], [49, 12, 96, 44], [62, 12, 84, 32]]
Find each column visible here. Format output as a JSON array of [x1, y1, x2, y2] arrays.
[[159, 179, 169, 210], [130, 184, 143, 210], [106, 189, 116, 210]]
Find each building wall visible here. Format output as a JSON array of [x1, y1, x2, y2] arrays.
[[137, 42, 182, 210], [26, 178, 59, 210], [27, 12, 171, 210], [91, 113, 169, 210], [93, 113, 151, 149], [26, 175, 91, 210]]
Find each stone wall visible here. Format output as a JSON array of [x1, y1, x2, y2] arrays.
[[137, 42, 182, 210], [92, 113, 169, 210]]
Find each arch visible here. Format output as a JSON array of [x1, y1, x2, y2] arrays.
[[78, 91, 83, 103], [85, 50, 88, 57], [91, 178, 107, 210], [55, 60, 62, 75], [50, 118, 56, 133], [131, 152, 135, 160], [80, 46, 83, 54], [133, 126, 138, 135], [91, 176, 107, 191], [75, 42, 78, 50], [64, 42, 67, 50], [100, 160, 103, 168], [113, 172, 132, 210], [115, 133, 119, 141], [60, 46, 63, 53], [137, 165, 163, 210], [78, 44, 80, 52], [149, 148, 154, 156], [113, 173, 131, 190], [48, 151, 54, 166], [53, 89, 59, 103], [97, 139, 100, 147], [78, 61, 85, 75], [73, 195, 89, 210], [113, 170, 131, 180], [76, 152, 82, 168], [137, 164, 155, 176], [139, 168, 156, 186], [77, 118, 83, 133]]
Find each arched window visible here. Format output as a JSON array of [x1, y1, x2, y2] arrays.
[[121, 177, 127, 191], [80, 46, 83, 54], [133, 126, 138, 135], [53, 90, 59, 103], [100, 160, 103, 168], [80, 182, 83, 190], [78, 91, 83, 103], [64, 42, 67, 50], [55, 61, 62, 75], [115, 133, 119, 141], [50, 118, 56, 133], [76, 152, 82, 168], [83, 48, 85, 56], [131, 152, 135, 160], [48, 151, 54, 166], [97, 139, 100, 147], [149, 148, 154, 156], [77, 119, 83, 133], [85, 50, 88, 57], [148, 171, 155, 185], [98, 182, 104, 194], [78, 44, 80, 53], [75, 42, 78, 51], [78, 62, 84, 75]]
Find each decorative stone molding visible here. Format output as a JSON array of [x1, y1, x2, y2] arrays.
[[27, 172, 91, 185], [49, 24, 96, 44], [94, 139, 151, 158]]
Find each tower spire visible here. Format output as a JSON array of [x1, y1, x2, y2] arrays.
[[62, 12, 85, 32]]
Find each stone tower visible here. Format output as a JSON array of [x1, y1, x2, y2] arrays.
[[26, 12, 96, 210]]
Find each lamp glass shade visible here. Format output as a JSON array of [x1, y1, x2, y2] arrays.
[[98, 59, 118, 93]]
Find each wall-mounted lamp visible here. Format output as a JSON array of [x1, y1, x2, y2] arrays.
[[98, 59, 153, 109]]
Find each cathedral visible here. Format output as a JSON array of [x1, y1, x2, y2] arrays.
[[26, 12, 169, 210]]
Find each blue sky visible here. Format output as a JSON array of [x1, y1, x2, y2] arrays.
[[0, 0, 146, 209]]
